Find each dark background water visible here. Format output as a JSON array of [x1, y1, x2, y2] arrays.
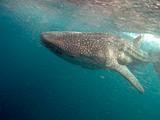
[[1, 0, 160, 120]]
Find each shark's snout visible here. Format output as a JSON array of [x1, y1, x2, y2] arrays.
[[41, 32, 49, 42], [41, 32, 57, 43], [41, 32, 65, 48]]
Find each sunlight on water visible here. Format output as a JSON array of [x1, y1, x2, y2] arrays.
[[143, 34, 160, 50], [123, 32, 160, 51]]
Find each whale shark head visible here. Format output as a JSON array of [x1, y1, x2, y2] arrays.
[[41, 32, 68, 56], [40, 32, 107, 68], [40, 32, 105, 57]]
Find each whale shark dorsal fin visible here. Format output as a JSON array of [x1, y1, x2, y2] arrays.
[[133, 35, 143, 48], [111, 63, 144, 93]]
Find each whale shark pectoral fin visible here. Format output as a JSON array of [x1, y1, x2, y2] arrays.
[[133, 35, 143, 48], [112, 63, 144, 93]]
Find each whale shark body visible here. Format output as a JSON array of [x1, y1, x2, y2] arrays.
[[41, 32, 159, 93]]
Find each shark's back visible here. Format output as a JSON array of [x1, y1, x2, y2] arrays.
[[58, 32, 123, 57]]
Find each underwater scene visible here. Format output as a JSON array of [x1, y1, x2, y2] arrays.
[[1, 0, 160, 120]]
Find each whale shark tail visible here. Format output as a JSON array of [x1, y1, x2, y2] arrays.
[[154, 61, 160, 74], [154, 54, 160, 74], [151, 52, 160, 74]]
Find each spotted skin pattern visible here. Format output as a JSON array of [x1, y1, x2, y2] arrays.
[[41, 32, 151, 93]]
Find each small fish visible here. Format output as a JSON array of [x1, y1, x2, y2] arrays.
[[41, 32, 160, 93]]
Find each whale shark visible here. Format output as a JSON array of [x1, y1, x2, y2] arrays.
[[40, 32, 160, 93]]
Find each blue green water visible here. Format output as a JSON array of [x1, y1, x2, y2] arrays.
[[1, 1, 160, 120]]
